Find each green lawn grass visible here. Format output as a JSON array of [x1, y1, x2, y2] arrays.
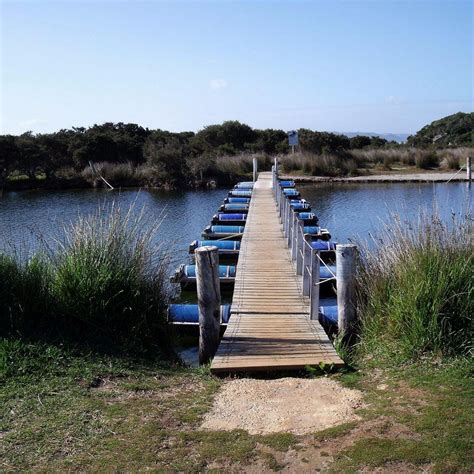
[[2, 339, 472, 472]]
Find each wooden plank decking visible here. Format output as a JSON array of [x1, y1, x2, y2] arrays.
[[210, 172, 343, 373]]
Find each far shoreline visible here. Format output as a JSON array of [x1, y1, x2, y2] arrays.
[[281, 171, 470, 184], [1, 170, 470, 196]]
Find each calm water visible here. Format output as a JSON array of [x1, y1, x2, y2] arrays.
[[0, 183, 471, 265], [299, 182, 472, 245]]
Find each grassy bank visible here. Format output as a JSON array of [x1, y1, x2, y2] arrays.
[[2, 339, 472, 471], [1, 205, 472, 470], [279, 147, 473, 178], [355, 213, 473, 365], [0, 203, 171, 354], [3, 146, 472, 192]]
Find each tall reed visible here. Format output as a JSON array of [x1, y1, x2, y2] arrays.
[[355, 213, 473, 364], [0, 202, 171, 354]]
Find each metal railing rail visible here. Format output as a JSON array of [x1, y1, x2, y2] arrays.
[[271, 165, 337, 321]]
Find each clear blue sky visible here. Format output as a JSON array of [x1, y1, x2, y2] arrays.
[[1, 0, 472, 135]]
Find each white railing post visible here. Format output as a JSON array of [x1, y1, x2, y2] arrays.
[[310, 249, 320, 320], [280, 188, 285, 219], [253, 157, 258, 182], [296, 220, 304, 275], [287, 208, 293, 247], [336, 244, 357, 339], [291, 212, 298, 260], [302, 235, 312, 296], [278, 186, 281, 217]]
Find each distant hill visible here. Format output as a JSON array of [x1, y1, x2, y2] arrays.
[[407, 112, 474, 147], [340, 131, 410, 143]]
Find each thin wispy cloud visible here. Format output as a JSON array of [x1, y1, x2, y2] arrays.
[[209, 79, 227, 90]]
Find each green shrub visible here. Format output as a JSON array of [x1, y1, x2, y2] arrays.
[[415, 150, 438, 169], [356, 214, 473, 364]]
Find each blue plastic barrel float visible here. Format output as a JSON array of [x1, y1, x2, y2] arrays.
[[303, 226, 320, 234], [219, 203, 249, 212], [189, 240, 241, 255], [224, 197, 251, 204], [318, 298, 338, 326], [291, 203, 311, 211], [283, 188, 300, 197], [289, 199, 311, 211], [234, 182, 254, 189], [278, 180, 295, 188], [202, 225, 245, 239], [212, 213, 247, 225], [319, 264, 336, 280], [297, 212, 318, 224], [228, 190, 252, 198], [170, 264, 236, 289], [304, 226, 331, 240], [168, 304, 231, 324], [311, 241, 337, 252]]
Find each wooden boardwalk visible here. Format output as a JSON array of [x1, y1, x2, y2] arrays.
[[211, 172, 343, 373]]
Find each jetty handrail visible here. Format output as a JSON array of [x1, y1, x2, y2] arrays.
[[272, 173, 326, 320], [271, 162, 359, 338]]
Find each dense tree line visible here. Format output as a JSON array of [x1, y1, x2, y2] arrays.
[[0, 120, 395, 189], [407, 112, 473, 147]]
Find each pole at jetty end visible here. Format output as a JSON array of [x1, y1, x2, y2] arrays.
[[195, 246, 221, 365], [336, 244, 357, 340], [253, 157, 258, 182], [467, 157, 472, 182]]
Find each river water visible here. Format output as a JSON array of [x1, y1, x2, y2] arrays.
[[0, 182, 471, 266]]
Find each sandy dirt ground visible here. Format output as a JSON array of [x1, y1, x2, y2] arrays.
[[201, 377, 364, 435], [282, 172, 468, 183]]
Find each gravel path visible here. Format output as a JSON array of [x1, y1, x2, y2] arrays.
[[201, 377, 363, 435], [282, 172, 468, 183]]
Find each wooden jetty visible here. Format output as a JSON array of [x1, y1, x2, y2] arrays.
[[211, 172, 343, 373]]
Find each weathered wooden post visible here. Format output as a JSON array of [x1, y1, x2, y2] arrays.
[[336, 244, 357, 340], [253, 157, 258, 182], [302, 235, 312, 296], [296, 220, 304, 275], [467, 156, 472, 182], [195, 246, 221, 365], [274, 157, 278, 178], [310, 248, 320, 320]]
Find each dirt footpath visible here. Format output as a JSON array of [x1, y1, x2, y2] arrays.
[[201, 377, 363, 435], [282, 172, 467, 183]]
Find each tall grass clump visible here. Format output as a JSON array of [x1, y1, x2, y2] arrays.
[[0, 254, 52, 336], [0, 203, 172, 355], [51, 202, 170, 352], [356, 213, 473, 365]]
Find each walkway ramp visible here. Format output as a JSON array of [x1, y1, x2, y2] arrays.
[[211, 172, 343, 373]]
